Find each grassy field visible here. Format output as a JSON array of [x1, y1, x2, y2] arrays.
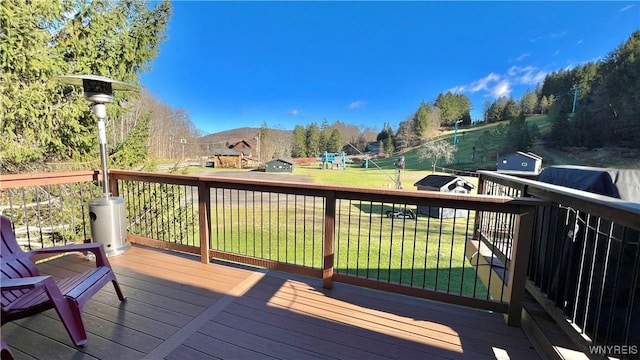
[[369, 115, 552, 172], [294, 167, 447, 190], [208, 192, 488, 298]]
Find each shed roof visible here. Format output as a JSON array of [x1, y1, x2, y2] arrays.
[[512, 151, 543, 160], [267, 158, 294, 165], [414, 175, 474, 189]]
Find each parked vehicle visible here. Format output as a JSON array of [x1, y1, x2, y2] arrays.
[[385, 209, 416, 219]]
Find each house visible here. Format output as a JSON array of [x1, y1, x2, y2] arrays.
[[228, 138, 259, 168], [413, 175, 475, 218], [210, 148, 244, 168], [228, 138, 255, 157], [265, 158, 294, 173], [497, 152, 543, 176]]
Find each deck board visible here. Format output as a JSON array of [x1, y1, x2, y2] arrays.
[[1, 245, 541, 359], [249, 278, 536, 353]]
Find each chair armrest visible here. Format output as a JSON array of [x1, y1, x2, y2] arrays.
[[1, 276, 52, 291], [28, 243, 111, 268], [28, 242, 103, 255]]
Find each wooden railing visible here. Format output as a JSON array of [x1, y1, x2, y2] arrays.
[[1, 169, 542, 326], [0, 171, 101, 248], [478, 171, 640, 354]]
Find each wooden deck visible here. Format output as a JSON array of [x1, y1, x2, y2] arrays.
[[2, 245, 540, 360]]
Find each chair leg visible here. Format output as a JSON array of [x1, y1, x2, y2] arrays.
[[42, 278, 88, 347], [1, 337, 14, 360], [61, 298, 88, 347], [111, 279, 126, 302]]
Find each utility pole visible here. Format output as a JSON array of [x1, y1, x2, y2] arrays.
[[571, 85, 579, 113], [180, 138, 186, 161], [256, 134, 261, 166]]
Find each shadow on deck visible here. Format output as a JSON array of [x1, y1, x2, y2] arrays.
[[2, 245, 539, 359]]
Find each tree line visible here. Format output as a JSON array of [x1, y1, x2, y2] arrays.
[[0, 0, 203, 173], [543, 31, 639, 149]]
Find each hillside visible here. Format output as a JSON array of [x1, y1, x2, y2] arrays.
[[199, 116, 640, 172], [359, 116, 640, 172], [200, 127, 292, 145]]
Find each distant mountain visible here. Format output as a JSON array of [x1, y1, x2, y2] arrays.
[[200, 127, 292, 146]]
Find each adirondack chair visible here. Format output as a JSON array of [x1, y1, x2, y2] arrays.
[[1, 337, 12, 360], [0, 215, 126, 348]]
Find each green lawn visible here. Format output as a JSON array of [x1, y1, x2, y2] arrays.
[[208, 191, 488, 298], [371, 115, 552, 171]]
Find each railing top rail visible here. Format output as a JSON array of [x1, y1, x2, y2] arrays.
[[0, 170, 100, 189], [478, 170, 640, 230], [111, 169, 543, 213]]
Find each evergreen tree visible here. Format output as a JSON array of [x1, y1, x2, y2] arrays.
[[501, 96, 519, 122], [291, 125, 307, 157], [326, 129, 343, 152], [486, 97, 507, 123], [305, 122, 321, 157], [376, 123, 395, 154], [434, 92, 472, 126], [504, 113, 535, 152], [411, 101, 432, 138], [318, 118, 330, 152], [589, 31, 640, 148], [0, 0, 172, 173]]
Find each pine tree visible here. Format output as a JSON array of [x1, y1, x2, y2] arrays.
[[305, 123, 321, 157], [0, 0, 172, 173], [291, 125, 307, 157]]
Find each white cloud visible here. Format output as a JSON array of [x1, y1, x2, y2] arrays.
[[515, 53, 531, 61], [530, 36, 542, 43], [554, 50, 561, 56], [620, 4, 636, 12], [508, 66, 548, 85], [577, 39, 583, 45], [287, 109, 299, 116], [550, 31, 567, 39], [450, 65, 547, 100], [348, 100, 365, 110], [449, 73, 500, 94], [490, 80, 511, 98], [520, 70, 547, 85]]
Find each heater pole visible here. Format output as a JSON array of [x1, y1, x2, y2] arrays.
[[94, 103, 110, 198]]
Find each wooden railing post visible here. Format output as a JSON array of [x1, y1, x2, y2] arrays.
[[109, 174, 119, 197], [505, 208, 534, 326], [198, 181, 211, 264], [473, 174, 486, 239], [323, 191, 336, 289]]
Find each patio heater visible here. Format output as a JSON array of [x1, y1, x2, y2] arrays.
[[57, 75, 136, 256]]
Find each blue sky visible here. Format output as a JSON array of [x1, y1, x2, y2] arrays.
[[140, 1, 639, 135]]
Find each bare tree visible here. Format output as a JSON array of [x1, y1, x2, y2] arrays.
[[259, 122, 292, 164], [119, 91, 201, 161], [417, 140, 457, 172], [395, 119, 420, 150]]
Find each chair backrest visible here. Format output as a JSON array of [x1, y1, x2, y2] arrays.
[[1, 216, 41, 312]]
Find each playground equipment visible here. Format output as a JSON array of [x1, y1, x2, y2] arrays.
[[319, 151, 351, 170]]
